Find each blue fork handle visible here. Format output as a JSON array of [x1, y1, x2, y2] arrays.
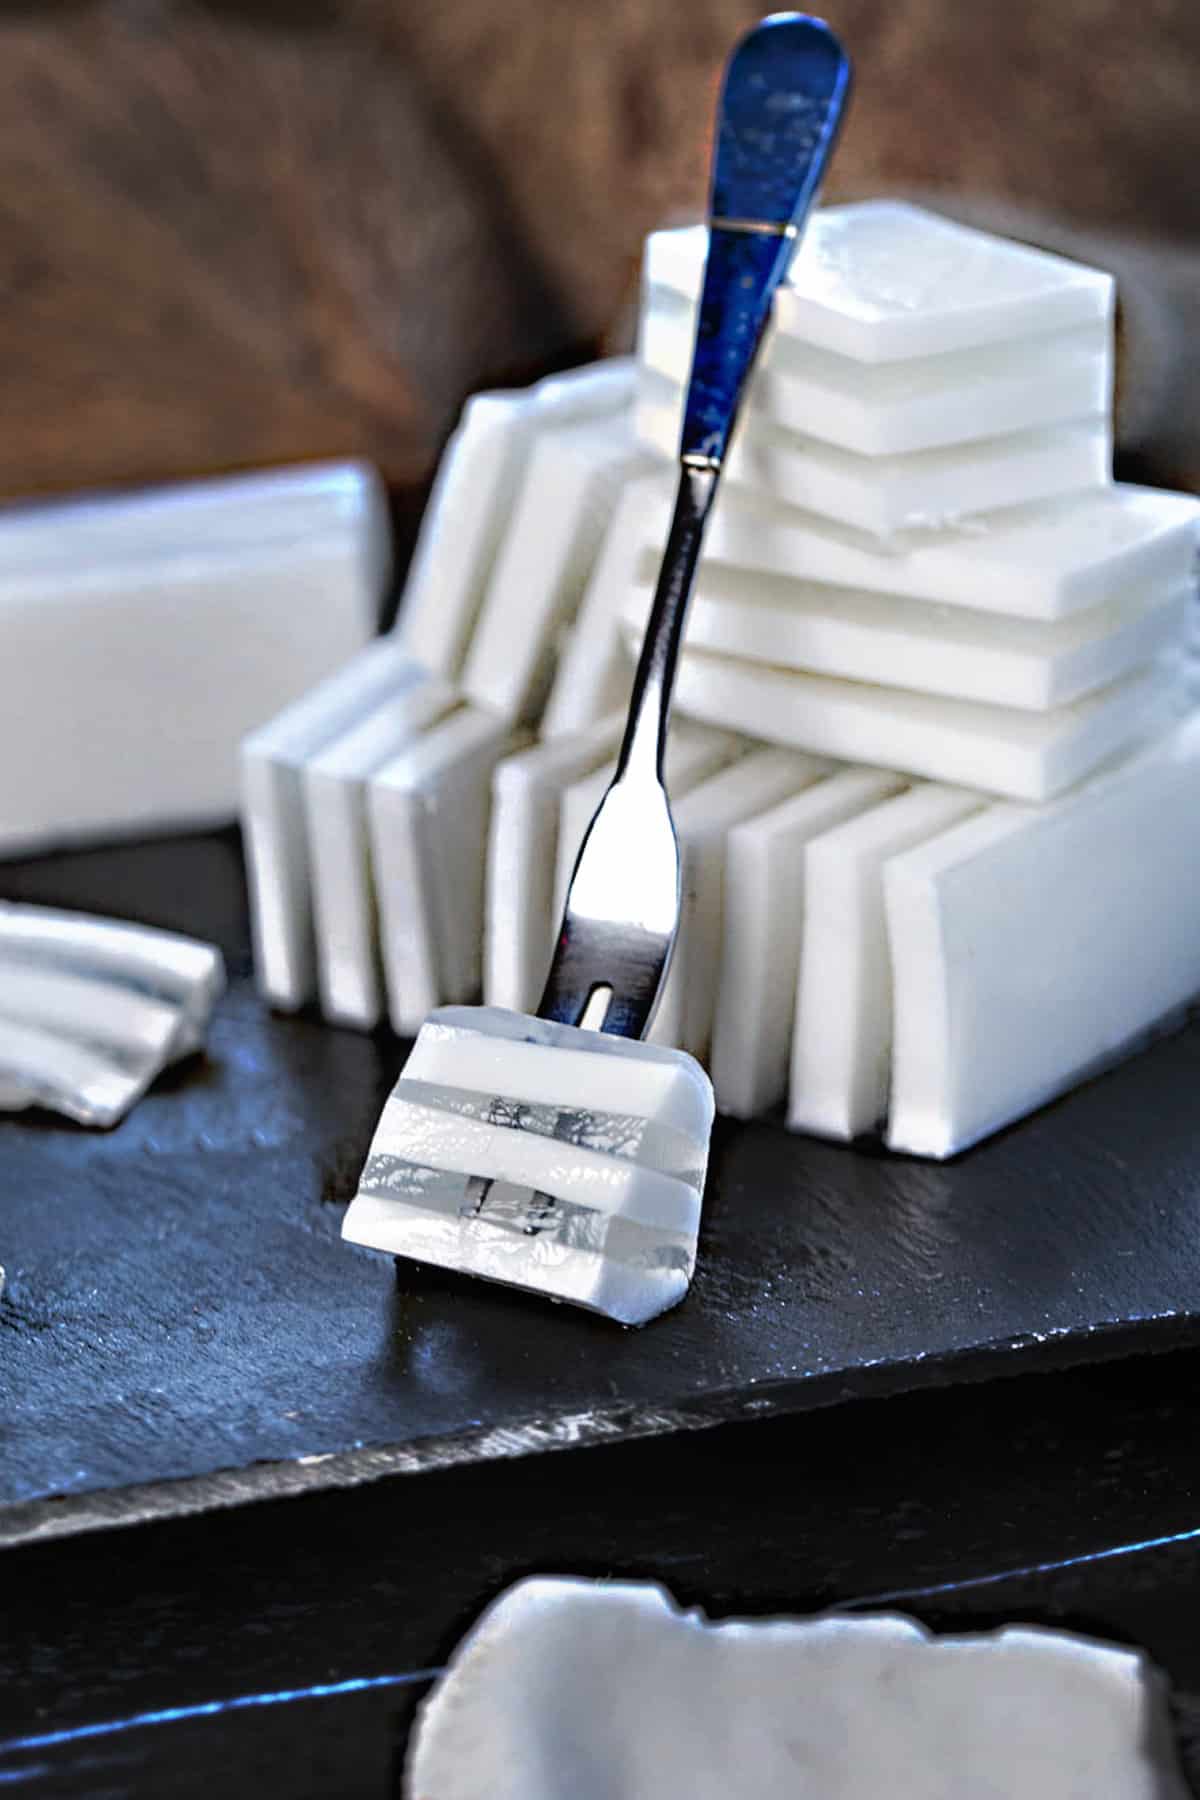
[[617, 14, 851, 785], [681, 14, 852, 469]]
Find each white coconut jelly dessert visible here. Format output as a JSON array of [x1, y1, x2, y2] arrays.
[[342, 1005, 715, 1325], [246, 197, 1200, 1162], [407, 1576, 1189, 1800], [2, 460, 387, 859]]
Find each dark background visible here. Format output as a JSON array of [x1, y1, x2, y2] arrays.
[[2, 0, 1199, 508]]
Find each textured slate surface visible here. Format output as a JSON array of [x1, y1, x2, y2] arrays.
[[4, 827, 1200, 1548]]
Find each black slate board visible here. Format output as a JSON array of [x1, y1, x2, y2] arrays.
[[4, 827, 1200, 1549]]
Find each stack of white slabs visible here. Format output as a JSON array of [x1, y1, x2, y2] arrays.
[[637, 202, 1114, 540], [1, 460, 389, 857], [242, 200, 1200, 1163]]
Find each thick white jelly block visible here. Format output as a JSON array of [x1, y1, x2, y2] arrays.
[[671, 644, 1175, 801], [461, 411, 659, 723], [241, 638, 423, 1011], [885, 712, 1200, 1159], [344, 1006, 715, 1325], [553, 725, 745, 923], [710, 768, 906, 1119], [637, 375, 1110, 540], [369, 711, 524, 1037], [409, 1576, 1185, 1800], [642, 283, 1111, 456], [789, 785, 984, 1141], [0, 488, 388, 857], [632, 470, 1199, 623], [485, 716, 623, 1015], [540, 475, 669, 740], [398, 360, 633, 679], [303, 674, 458, 1028], [648, 749, 828, 1060], [645, 203, 1116, 363], [620, 560, 1188, 712]]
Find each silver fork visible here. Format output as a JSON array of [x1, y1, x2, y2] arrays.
[[538, 12, 852, 1041]]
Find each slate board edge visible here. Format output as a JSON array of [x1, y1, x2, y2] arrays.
[[6, 1307, 1197, 1555]]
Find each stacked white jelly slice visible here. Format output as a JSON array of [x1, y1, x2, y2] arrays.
[[243, 201, 1200, 1176], [341, 1005, 714, 1325]]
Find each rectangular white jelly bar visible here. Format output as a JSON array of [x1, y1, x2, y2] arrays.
[[648, 749, 827, 1061], [343, 1004, 715, 1326], [304, 673, 458, 1028], [619, 557, 1187, 713], [633, 470, 1199, 623], [397, 361, 633, 680], [788, 784, 984, 1141], [641, 281, 1111, 457], [241, 638, 422, 1011], [1, 483, 387, 858], [645, 204, 1115, 363], [637, 375, 1109, 541], [485, 716, 624, 1015], [540, 476, 668, 741], [369, 709, 525, 1036], [553, 724, 745, 923], [461, 411, 658, 723], [670, 642, 1176, 801], [711, 768, 906, 1119], [885, 709, 1200, 1158]]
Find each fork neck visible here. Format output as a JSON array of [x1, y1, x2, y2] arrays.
[[614, 459, 720, 786]]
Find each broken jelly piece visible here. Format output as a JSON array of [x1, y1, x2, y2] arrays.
[[0, 907, 225, 1127], [343, 1006, 715, 1326], [407, 1575, 1189, 1800]]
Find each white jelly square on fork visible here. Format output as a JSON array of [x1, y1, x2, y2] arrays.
[[343, 1006, 715, 1326]]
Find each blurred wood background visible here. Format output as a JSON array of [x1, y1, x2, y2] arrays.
[[2, 0, 1199, 505]]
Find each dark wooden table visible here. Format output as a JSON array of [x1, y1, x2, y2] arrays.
[[3, 828, 1200, 1796]]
